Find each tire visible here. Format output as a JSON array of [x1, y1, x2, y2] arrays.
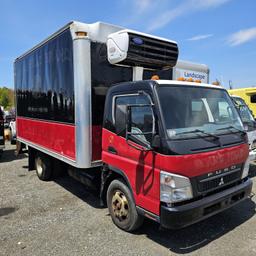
[[10, 132, 16, 145], [35, 153, 52, 181], [107, 179, 144, 232]]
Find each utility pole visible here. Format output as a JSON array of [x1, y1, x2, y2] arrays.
[[229, 80, 233, 90]]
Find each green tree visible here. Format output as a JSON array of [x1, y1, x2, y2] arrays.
[[0, 87, 14, 109], [0, 91, 9, 108]]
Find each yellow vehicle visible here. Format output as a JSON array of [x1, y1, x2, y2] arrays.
[[228, 88, 256, 117]]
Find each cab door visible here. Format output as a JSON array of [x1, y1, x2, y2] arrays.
[[103, 93, 161, 215]]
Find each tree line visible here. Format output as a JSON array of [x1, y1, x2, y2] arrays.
[[0, 87, 14, 110]]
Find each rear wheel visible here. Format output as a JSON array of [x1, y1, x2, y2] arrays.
[[35, 153, 52, 181], [107, 179, 144, 232]]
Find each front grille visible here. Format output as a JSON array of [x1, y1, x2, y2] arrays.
[[196, 164, 243, 194], [121, 33, 178, 69]]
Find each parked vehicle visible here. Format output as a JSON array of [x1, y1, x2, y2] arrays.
[[228, 88, 256, 118], [173, 60, 209, 83], [231, 95, 256, 163], [9, 120, 16, 145], [15, 21, 252, 231], [0, 107, 5, 156]]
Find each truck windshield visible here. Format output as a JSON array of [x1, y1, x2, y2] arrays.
[[156, 85, 244, 140], [232, 97, 255, 126]]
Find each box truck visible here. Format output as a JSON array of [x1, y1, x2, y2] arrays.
[[173, 60, 209, 83], [229, 88, 256, 118], [15, 21, 252, 231]]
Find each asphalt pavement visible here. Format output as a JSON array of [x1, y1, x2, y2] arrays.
[[0, 142, 256, 256]]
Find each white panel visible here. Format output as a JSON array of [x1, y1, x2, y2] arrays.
[[73, 38, 92, 168]]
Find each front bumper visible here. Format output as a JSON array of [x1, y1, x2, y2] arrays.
[[160, 178, 252, 229]]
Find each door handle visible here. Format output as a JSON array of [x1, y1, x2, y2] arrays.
[[108, 146, 118, 154]]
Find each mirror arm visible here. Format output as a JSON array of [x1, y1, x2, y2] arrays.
[[126, 134, 152, 151], [126, 140, 152, 151], [151, 134, 160, 149]]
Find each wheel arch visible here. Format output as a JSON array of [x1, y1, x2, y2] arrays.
[[100, 164, 135, 205]]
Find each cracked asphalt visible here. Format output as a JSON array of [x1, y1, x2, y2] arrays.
[[0, 142, 256, 256]]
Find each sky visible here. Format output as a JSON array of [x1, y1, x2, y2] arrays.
[[1, 0, 256, 89]]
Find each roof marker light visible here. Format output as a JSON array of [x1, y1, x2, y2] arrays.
[[151, 75, 160, 80], [75, 31, 87, 37]]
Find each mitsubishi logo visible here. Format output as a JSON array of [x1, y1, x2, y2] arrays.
[[218, 177, 225, 186]]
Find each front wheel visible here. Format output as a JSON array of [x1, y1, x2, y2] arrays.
[[107, 179, 144, 232]]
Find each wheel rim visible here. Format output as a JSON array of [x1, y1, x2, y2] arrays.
[[36, 158, 43, 176], [111, 190, 129, 221]]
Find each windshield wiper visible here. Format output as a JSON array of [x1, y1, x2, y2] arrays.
[[177, 129, 220, 140], [217, 125, 246, 135]]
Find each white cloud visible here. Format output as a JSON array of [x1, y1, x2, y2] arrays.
[[146, 0, 232, 31], [146, 4, 189, 32], [195, 0, 231, 8], [228, 27, 256, 46], [187, 34, 213, 41], [120, 0, 165, 26], [134, 0, 152, 12]]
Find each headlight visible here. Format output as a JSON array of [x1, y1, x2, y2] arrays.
[[160, 171, 193, 204], [241, 157, 250, 179]]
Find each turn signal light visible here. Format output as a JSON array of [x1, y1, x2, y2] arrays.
[[75, 31, 88, 37], [151, 75, 160, 80]]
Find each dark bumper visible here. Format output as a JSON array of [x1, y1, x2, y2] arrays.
[[160, 178, 253, 229]]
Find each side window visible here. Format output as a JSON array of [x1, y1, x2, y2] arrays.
[[190, 99, 209, 126], [114, 94, 153, 144], [129, 105, 154, 144], [115, 95, 149, 122], [218, 101, 229, 117], [192, 100, 204, 112], [251, 94, 256, 103], [218, 101, 232, 122]]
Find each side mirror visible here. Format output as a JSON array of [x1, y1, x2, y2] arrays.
[[243, 124, 249, 132], [151, 134, 161, 149], [115, 105, 127, 135]]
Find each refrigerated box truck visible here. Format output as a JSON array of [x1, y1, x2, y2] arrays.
[[15, 21, 252, 231]]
